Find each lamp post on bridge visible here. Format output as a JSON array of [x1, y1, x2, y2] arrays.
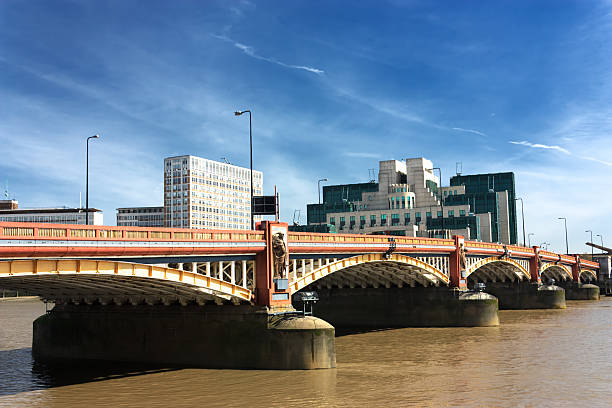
[[586, 230, 593, 260], [558, 217, 569, 255], [597, 234, 604, 254], [318, 178, 328, 224], [85, 134, 100, 226], [539, 242, 550, 251], [515, 197, 526, 246], [528, 233, 535, 247], [234, 109, 254, 230]]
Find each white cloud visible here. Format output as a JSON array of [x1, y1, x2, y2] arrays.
[[452, 127, 487, 137], [343, 152, 381, 159], [213, 34, 325, 75], [509, 140, 571, 155]]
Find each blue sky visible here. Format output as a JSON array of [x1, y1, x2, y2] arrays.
[[1, 0, 611, 254]]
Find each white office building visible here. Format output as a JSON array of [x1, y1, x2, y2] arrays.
[[0, 207, 103, 225], [164, 155, 263, 229]]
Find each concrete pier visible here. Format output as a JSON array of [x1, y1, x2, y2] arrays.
[[563, 283, 600, 300], [294, 287, 499, 328], [482, 282, 566, 310], [33, 303, 336, 370]]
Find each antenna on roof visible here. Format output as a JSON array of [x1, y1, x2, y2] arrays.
[[368, 168, 376, 183], [221, 157, 230, 164], [456, 162, 462, 176]]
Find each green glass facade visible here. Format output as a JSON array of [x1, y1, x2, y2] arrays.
[[449, 172, 517, 244], [307, 182, 378, 224]]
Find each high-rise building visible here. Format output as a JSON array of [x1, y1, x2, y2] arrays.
[[305, 158, 516, 244], [163, 155, 263, 229], [116, 206, 164, 227]]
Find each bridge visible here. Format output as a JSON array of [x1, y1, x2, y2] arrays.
[[0, 221, 600, 369]]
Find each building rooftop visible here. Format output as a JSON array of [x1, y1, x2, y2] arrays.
[[0, 207, 102, 215]]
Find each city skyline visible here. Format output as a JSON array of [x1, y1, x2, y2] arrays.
[[1, 1, 611, 253]]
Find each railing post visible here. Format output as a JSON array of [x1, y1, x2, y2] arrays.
[[529, 246, 541, 283], [572, 255, 581, 283], [449, 235, 467, 289]]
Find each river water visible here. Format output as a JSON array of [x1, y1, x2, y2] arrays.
[[1, 298, 612, 407]]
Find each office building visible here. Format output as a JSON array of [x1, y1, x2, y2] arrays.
[[0, 206, 103, 225], [164, 155, 263, 229], [306, 158, 516, 243], [117, 206, 164, 227]]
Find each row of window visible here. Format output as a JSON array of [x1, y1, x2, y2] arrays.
[[330, 209, 467, 226]]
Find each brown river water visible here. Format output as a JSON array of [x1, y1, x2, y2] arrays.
[[1, 298, 612, 407]]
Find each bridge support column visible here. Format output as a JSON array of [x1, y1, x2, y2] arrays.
[[255, 221, 292, 307], [529, 246, 541, 283], [449, 235, 467, 289]]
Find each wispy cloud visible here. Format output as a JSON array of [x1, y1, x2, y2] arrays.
[[509, 140, 571, 155], [343, 152, 382, 159], [452, 127, 487, 137], [212, 34, 324, 75], [579, 155, 612, 167]]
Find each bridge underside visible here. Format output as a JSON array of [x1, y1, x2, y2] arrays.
[[0, 260, 251, 305], [467, 260, 529, 284], [541, 266, 572, 283], [303, 260, 448, 290]]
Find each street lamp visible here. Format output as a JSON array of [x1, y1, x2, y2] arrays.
[[539, 242, 550, 251], [586, 230, 593, 259], [528, 233, 535, 247], [318, 178, 328, 205], [317, 178, 328, 225], [596, 234, 604, 254], [515, 197, 526, 246], [558, 217, 569, 254], [234, 110, 253, 230], [85, 134, 100, 225]]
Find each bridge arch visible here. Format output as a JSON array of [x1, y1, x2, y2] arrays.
[[540, 264, 572, 283], [466, 257, 530, 284], [0, 259, 251, 305], [580, 269, 597, 283], [290, 253, 449, 292]]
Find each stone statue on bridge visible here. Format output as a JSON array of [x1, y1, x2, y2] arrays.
[[272, 232, 287, 279], [459, 243, 467, 272]]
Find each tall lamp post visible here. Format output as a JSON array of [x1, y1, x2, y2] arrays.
[[234, 110, 253, 230], [318, 178, 328, 224], [515, 197, 526, 246], [558, 217, 569, 254], [586, 229, 593, 259], [85, 134, 100, 225], [596, 234, 604, 254], [528, 233, 535, 247]]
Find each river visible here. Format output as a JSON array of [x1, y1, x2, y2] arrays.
[[1, 298, 611, 407]]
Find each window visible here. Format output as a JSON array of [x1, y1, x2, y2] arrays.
[[370, 214, 376, 226], [437, 211, 443, 217], [330, 217, 335, 225], [391, 213, 399, 225], [402, 197, 405, 209], [426, 211, 432, 218], [460, 209, 466, 216], [404, 213, 410, 225], [448, 210, 454, 217], [381, 214, 387, 226]]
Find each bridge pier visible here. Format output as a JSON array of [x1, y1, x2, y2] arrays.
[[479, 282, 566, 309], [558, 282, 600, 300], [294, 287, 499, 328], [33, 303, 336, 370]]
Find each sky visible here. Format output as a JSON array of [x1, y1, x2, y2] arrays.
[[1, 0, 611, 254]]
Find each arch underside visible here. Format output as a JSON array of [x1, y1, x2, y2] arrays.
[[467, 259, 530, 283], [541, 265, 572, 282], [293, 254, 449, 292], [0, 260, 251, 305], [580, 269, 597, 282]]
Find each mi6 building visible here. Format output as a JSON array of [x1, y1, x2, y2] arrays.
[[306, 158, 516, 244]]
